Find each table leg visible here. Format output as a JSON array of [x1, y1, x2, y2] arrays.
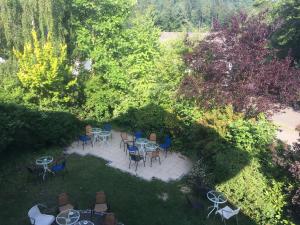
[[207, 206, 216, 218]]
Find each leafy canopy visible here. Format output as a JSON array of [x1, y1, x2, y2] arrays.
[[14, 30, 78, 109]]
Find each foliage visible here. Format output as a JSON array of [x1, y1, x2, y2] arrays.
[[0, 0, 71, 56], [0, 103, 82, 153], [271, 142, 300, 219], [187, 158, 212, 189], [181, 13, 300, 115], [271, 0, 300, 61], [136, 0, 255, 31], [217, 159, 288, 224], [14, 30, 79, 109], [226, 113, 276, 154]]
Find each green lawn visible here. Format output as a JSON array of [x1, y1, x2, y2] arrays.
[[0, 148, 255, 225]]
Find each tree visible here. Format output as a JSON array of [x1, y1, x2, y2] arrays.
[[271, 0, 300, 61], [181, 13, 300, 115], [14, 30, 78, 109]]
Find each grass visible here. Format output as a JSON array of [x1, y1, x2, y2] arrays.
[[0, 148, 255, 225]]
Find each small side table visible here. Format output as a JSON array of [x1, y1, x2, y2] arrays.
[[207, 190, 227, 218], [35, 156, 54, 180]]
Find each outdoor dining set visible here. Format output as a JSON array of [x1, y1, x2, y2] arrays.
[[28, 191, 122, 225]]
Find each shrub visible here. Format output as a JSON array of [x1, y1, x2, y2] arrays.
[[0, 103, 82, 153]]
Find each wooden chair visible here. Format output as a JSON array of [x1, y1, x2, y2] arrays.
[[149, 149, 161, 167], [93, 191, 108, 213], [57, 193, 74, 212], [85, 125, 93, 138], [120, 132, 129, 153], [103, 213, 117, 225], [149, 133, 157, 143]]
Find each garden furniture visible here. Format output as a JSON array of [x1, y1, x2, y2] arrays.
[[149, 133, 157, 143], [103, 124, 112, 139], [120, 132, 129, 153], [93, 191, 108, 213], [51, 159, 66, 174], [98, 130, 111, 145], [135, 137, 149, 155], [134, 131, 143, 140], [91, 127, 102, 144], [126, 141, 138, 154], [79, 135, 93, 149], [56, 209, 80, 225], [145, 142, 160, 166], [86, 125, 93, 138], [129, 152, 145, 171], [35, 156, 54, 180], [58, 193, 75, 213], [216, 206, 240, 224], [207, 190, 227, 218], [159, 136, 171, 157], [28, 204, 55, 225], [103, 213, 117, 225]]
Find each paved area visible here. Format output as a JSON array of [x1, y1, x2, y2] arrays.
[[66, 130, 192, 182], [271, 107, 300, 145]]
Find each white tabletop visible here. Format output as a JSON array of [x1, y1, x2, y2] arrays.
[[35, 156, 53, 166], [207, 190, 227, 204], [99, 130, 111, 136], [145, 142, 159, 152], [136, 138, 149, 145], [56, 209, 80, 225]]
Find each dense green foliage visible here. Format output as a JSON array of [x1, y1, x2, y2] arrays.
[[0, 0, 70, 56], [136, 0, 255, 31], [0, 103, 81, 153], [14, 30, 78, 109]]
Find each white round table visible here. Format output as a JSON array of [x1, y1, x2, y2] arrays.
[[207, 190, 227, 218], [35, 156, 53, 180], [136, 138, 149, 158], [145, 142, 159, 152], [74, 220, 94, 225], [56, 209, 80, 225], [91, 128, 102, 144], [98, 131, 111, 144]]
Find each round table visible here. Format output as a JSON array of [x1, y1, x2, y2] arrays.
[[35, 156, 53, 180], [74, 220, 94, 225], [145, 142, 159, 152], [56, 209, 80, 225], [135, 138, 149, 150], [206, 190, 227, 218], [91, 128, 102, 144], [98, 131, 111, 144]]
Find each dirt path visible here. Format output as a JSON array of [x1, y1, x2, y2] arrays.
[[271, 107, 300, 145]]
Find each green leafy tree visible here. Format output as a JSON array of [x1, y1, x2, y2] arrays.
[[14, 30, 78, 109]]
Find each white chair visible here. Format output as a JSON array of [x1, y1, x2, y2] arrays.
[[28, 204, 55, 225], [216, 206, 240, 224]]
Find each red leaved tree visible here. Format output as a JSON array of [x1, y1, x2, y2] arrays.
[[181, 13, 300, 115]]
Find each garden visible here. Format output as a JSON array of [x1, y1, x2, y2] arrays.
[[0, 0, 300, 225]]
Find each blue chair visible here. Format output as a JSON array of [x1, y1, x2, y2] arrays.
[[103, 124, 112, 139], [51, 160, 66, 174], [160, 136, 171, 157], [129, 152, 145, 171], [134, 131, 143, 140], [79, 135, 93, 149], [126, 142, 138, 155]]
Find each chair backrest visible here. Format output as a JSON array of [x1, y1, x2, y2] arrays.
[[149, 133, 157, 142], [85, 125, 93, 136], [28, 205, 41, 224], [165, 137, 171, 146], [58, 193, 70, 206], [233, 208, 240, 216], [103, 124, 112, 131], [103, 213, 117, 225], [95, 191, 106, 204], [134, 131, 143, 139], [120, 132, 128, 140]]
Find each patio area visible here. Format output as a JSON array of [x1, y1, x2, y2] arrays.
[[66, 130, 192, 182]]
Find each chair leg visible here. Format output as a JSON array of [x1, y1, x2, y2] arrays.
[[150, 157, 153, 167], [120, 140, 122, 149], [129, 159, 131, 169], [135, 161, 138, 171], [158, 156, 161, 164]]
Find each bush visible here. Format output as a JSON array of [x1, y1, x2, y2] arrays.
[[0, 103, 82, 153]]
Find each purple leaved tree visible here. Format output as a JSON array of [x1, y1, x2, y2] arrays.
[[181, 13, 300, 116]]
